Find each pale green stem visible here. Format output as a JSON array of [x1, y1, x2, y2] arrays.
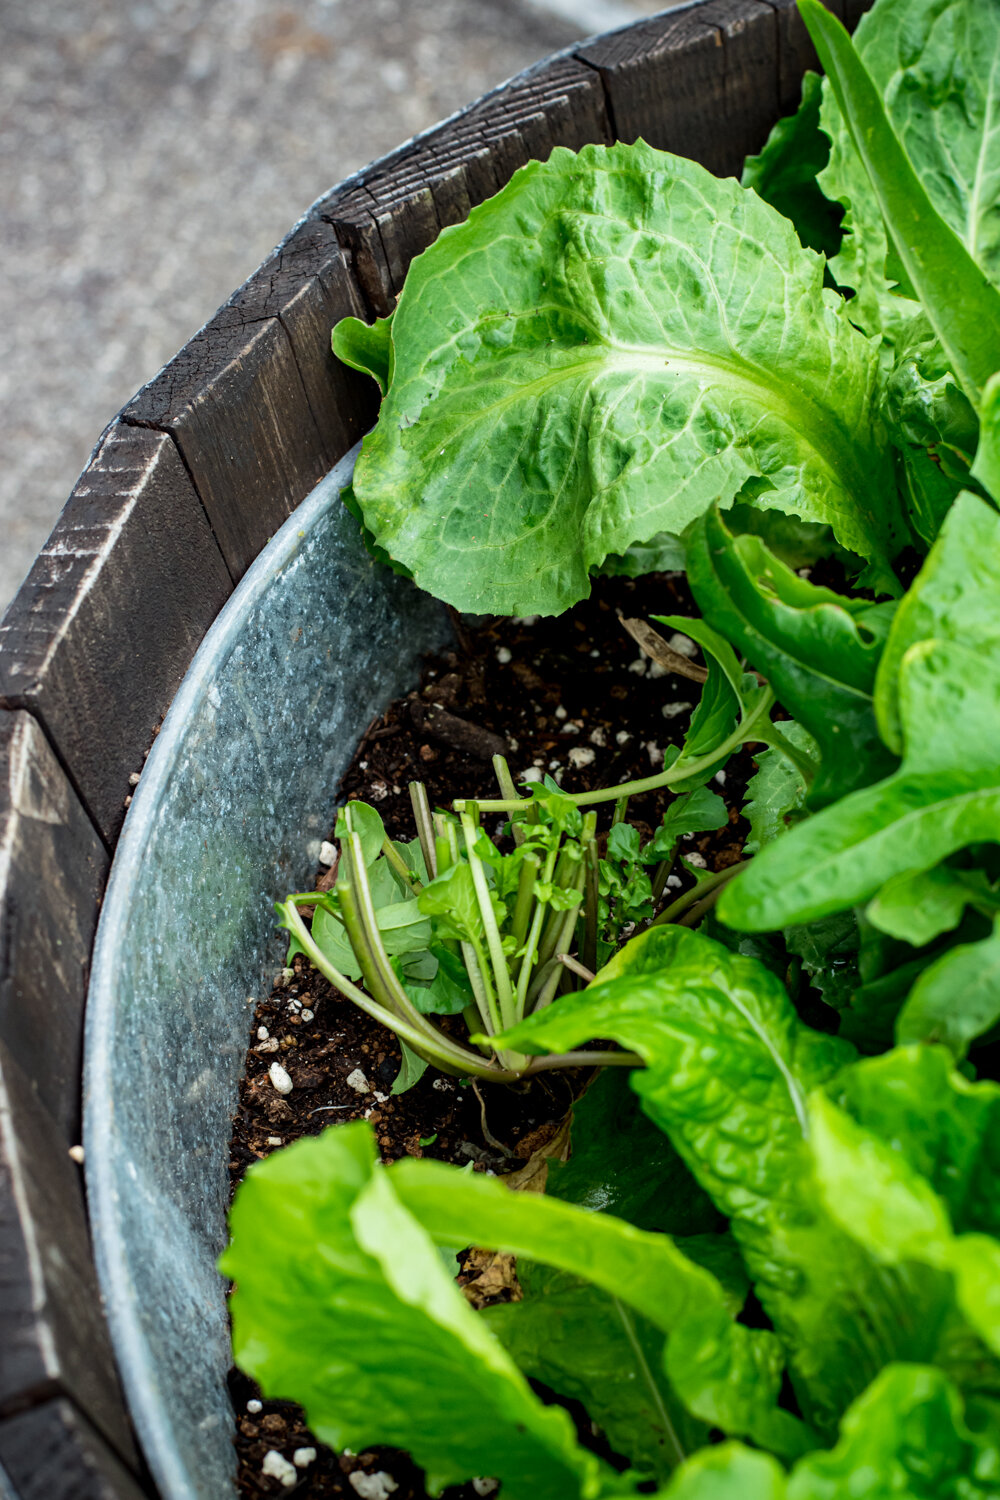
[[514, 843, 560, 1017], [461, 812, 518, 1032], [492, 754, 525, 846], [458, 689, 775, 814], [409, 781, 438, 879], [279, 900, 510, 1079], [380, 836, 423, 892]]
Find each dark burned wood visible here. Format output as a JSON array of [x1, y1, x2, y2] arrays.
[[0, 1042, 133, 1462], [121, 220, 376, 581], [318, 55, 611, 315], [0, 714, 107, 1137], [761, 1, 871, 112], [0, 424, 232, 846], [0, 1401, 147, 1500], [577, 0, 781, 177], [0, 715, 132, 1464]]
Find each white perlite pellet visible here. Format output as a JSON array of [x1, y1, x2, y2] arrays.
[[668, 631, 698, 658], [554, 705, 568, 719], [473, 1482, 500, 1497], [686, 851, 708, 869], [568, 746, 596, 770], [645, 742, 663, 767], [246, 1399, 262, 1413], [319, 840, 337, 866], [293, 1447, 318, 1467], [262, 1450, 297, 1487], [268, 1062, 293, 1095], [301, 1008, 315, 1022], [589, 726, 607, 747], [348, 1472, 398, 1499], [521, 766, 543, 782], [648, 661, 668, 679], [496, 646, 512, 664], [257, 1026, 269, 1040], [615, 730, 631, 746], [346, 1068, 370, 1094], [627, 657, 647, 676], [661, 700, 693, 719], [275, 967, 294, 989]]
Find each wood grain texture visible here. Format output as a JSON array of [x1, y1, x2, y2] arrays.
[[0, 714, 131, 1462], [577, 0, 782, 177], [0, 1401, 147, 1500], [758, 1, 871, 112], [121, 221, 374, 581], [0, 715, 107, 1138], [0, 424, 232, 846], [318, 54, 610, 315], [0, 1040, 133, 1462]]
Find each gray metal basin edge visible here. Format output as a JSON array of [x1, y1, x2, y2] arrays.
[[83, 443, 450, 1500]]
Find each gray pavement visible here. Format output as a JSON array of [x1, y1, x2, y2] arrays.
[[2, 0, 673, 611]]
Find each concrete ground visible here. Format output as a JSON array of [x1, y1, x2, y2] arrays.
[[1, 0, 676, 613]]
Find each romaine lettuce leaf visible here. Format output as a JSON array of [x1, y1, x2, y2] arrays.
[[896, 918, 1000, 1057], [342, 140, 897, 614], [221, 1123, 614, 1499], [787, 1364, 1000, 1499], [390, 1151, 811, 1457], [816, 0, 1000, 355], [721, 495, 1000, 931], [742, 71, 842, 259], [686, 505, 896, 806], [485, 1265, 706, 1483], [494, 928, 949, 1435]]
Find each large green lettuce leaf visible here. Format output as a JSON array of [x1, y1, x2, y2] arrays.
[[494, 927, 951, 1435], [686, 505, 897, 806], [343, 140, 897, 613], [787, 1364, 1000, 1499], [742, 71, 842, 259], [896, 918, 1000, 1057], [875, 491, 1000, 751], [389, 1152, 809, 1456], [485, 1265, 707, 1483], [721, 495, 1000, 931], [809, 1047, 1000, 1368], [544, 1067, 721, 1236], [816, 0, 1000, 352], [221, 1123, 615, 1499]]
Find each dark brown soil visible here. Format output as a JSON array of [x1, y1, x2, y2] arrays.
[[229, 572, 752, 1498]]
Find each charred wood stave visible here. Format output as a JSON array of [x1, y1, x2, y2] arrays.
[[0, 715, 132, 1465], [120, 220, 375, 582], [0, 1401, 148, 1500], [0, 424, 232, 847], [318, 54, 611, 315]]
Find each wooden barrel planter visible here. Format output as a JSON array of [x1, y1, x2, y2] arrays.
[[0, 4, 870, 1496]]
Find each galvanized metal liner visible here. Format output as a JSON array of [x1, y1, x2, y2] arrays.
[[84, 445, 449, 1500]]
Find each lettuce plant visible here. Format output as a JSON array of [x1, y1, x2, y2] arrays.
[[225, 1, 1000, 1494]]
